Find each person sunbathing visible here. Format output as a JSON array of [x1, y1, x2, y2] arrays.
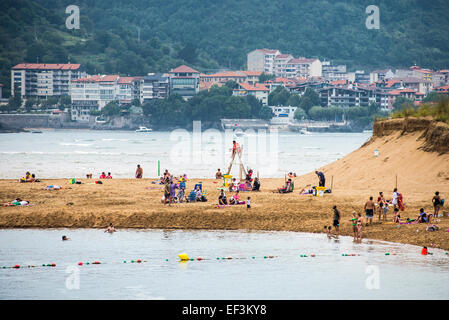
[[44, 185, 62, 190], [3, 198, 30, 206]]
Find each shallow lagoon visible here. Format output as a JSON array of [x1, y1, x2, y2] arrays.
[[0, 229, 448, 299]]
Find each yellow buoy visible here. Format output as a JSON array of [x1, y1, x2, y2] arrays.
[[178, 253, 190, 261]]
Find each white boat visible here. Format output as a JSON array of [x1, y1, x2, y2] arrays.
[[135, 126, 152, 132], [299, 129, 311, 135], [95, 116, 107, 124]]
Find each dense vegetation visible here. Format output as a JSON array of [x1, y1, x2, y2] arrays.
[[2, 0, 449, 97], [392, 96, 449, 123], [141, 82, 272, 129]]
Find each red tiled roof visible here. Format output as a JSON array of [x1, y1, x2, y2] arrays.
[[385, 80, 400, 88], [117, 77, 134, 84], [238, 71, 262, 76], [438, 70, 449, 73], [238, 83, 269, 91], [259, 49, 279, 54], [275, 54, 292, 59], [288, 58, 317, 64], [202, 71, 245, 78], [0, 84, 3, 87], [388, 88, 416, 95], [330, 79, 348, 85], [170, 65, 199, 73], [12, 63, 81, 70]]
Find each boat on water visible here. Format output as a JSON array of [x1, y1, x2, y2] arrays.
[[135, 126, 152, 132], [31, 130, 43, 133], [95, 116, 107, 124]]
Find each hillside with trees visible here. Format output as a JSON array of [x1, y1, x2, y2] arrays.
[[1, 0, 449, 96]]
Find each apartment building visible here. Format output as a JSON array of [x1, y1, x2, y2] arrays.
[[247, 49, 281, 74], [322, 61, 348, 81], [369, 69, 394, 83], [70, 75, 120, 122], [200, 71, 246, 84], [11, 63, 85, 99], [318, 85, 389, 110], [140, 73, 169, 103], [169, 65, 200, 100], [233, 83, 269, 105], [283, 58, 322, 79]]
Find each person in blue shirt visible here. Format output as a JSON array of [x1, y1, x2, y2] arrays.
[[315, 171, 325, 187], [177, 178, 186, 203], [418, 208, 427, 223]]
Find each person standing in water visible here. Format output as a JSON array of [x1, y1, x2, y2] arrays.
[[332, 205, 340, 235], [105, 223, 116, 233], [135, 164, 143, 179], [364, 196, 375, 226]]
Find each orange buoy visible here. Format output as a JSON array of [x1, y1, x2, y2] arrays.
[[50, 263, 56, 267], [13, 264, 20, 269], [136, 259, 142, 263], [78, 262, 83, 266]]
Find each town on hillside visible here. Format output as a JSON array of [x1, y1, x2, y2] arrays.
[[1, 48, 449, 132]]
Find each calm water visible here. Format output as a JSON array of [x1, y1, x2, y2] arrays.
[[0, 130, 371, 179], [0, 229, 448, 300]]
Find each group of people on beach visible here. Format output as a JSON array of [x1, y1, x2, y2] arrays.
[[324, 186, 444, 241], [99, 172, 113, 179], [19, 172, 39, 183]]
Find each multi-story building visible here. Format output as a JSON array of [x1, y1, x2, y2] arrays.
[[168, 65, 200, 100], [354, 70, 370, 84], [140, 73, 169, 103], [237, 71, 262, 85], [318, 85, 389, 110], [369, 69, 394, 83], [11, 63, 85, 99], [283, 58, 322, 79], [70, 75, 120, 122], [200, 71, 246, 84], [233, 83, 269, 105], [322, 61, 348, 81], [247, 49, 281, 74], [273, 54, 294, 78]]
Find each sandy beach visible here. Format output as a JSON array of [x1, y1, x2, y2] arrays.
[[1, 118, 449, 250]]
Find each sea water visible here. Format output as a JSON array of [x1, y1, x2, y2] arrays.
[[0, 130, 370, 179], [0, 229, 448, 300]]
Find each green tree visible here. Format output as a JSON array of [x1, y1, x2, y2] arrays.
[[259, 72, 275, 83], [393, 96, 414, 110], [286, 94, 301, 107], [423, 92, 448, 103], [293, 107, 307, 120], [101, 101, 121, 116], [246, 95, 263, 118], [268, 86, 290, 106], [259, 106, 273, 120]]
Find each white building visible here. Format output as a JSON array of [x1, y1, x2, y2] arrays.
[[369, 69, 395, 83], [70, 75, 120, 122], [270, 105, 298, 123], [283, 58, 322, 79], [11, 63, 85, 98], [247, 49, 281, 74], [322, 61, 348, 81]]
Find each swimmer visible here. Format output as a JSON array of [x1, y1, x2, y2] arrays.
[[105, 223, 116, 233], [62, 235, 70, 241]]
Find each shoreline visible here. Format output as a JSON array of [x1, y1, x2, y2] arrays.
[[1, 178, 448, 250]]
